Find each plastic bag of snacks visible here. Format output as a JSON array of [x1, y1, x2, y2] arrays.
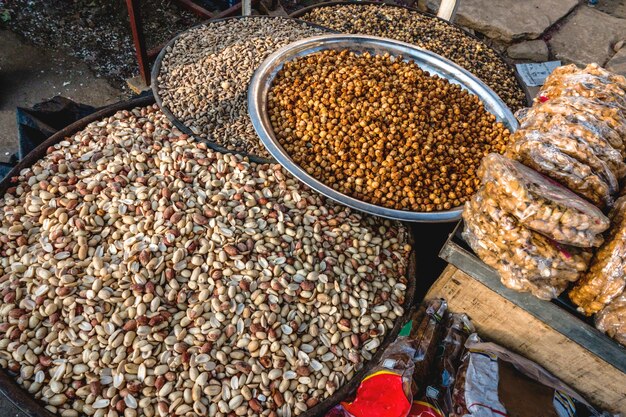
[[463, 191, 592, 299], [595, 292, 626, 347], [537, 64, 626, 109], [414, 314, 475, 417], [328, 337, 416, 417], [518, 99, 626, 155], [506, 130, 615, 208], [518, 112, 626, 181], [478, 153, 610, 248], [570, 195, 626, 315], [409, 299, 448, 395], [451, 334, 612, 417], [548, 97, 626, 139]]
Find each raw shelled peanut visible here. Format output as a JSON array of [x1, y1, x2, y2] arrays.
[[299, 4, 527, 111], [0, 105, 411, 417], [156, 17, 329, 159], [268, 49, 511, 212]]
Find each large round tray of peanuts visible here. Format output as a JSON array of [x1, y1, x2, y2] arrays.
[[0, 95, 418, 417], [248, 34, 519, 222]]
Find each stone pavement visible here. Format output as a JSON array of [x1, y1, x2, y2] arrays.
[[424, 0, 626, 75]]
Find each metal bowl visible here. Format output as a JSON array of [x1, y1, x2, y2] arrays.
[[248, 34, 519, 223], [288, 0, 532, 107]]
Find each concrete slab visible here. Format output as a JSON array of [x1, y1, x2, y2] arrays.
[[550, 6, 626, 66], [427, 0, 578, 42], [594, 0, 626, 19], [0, 30, 125, 163]]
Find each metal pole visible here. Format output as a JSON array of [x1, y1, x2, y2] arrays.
[[242, 0, 252, 16], [125, 0, 150, 86]]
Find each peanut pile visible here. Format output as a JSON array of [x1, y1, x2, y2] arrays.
[[268, 49, 511, 212], [0, 105, 411, 417], [156, 17, 329, 158]]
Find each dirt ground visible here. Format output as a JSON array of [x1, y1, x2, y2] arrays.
[[0, 30, 125, 163], [0, 0, 201, 87]]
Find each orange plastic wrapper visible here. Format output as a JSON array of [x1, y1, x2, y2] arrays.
[[327, 337, 416, 417]]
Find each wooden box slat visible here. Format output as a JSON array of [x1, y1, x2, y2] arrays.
[[427, 265, 626, 414]]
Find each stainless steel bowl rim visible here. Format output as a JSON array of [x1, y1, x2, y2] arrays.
[[248, 34, 519, 222]]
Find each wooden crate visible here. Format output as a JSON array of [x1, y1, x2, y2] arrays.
[[427, 265, 626, 414]]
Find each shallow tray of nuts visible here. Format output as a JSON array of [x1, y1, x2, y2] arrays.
[[152, 16, 334, 163], [0, 95, 417, 417], [249, 35, 518, 222]]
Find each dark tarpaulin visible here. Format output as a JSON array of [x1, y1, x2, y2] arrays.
[[0, 96, 97, 180]]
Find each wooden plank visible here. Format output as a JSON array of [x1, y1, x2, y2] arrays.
[[439, 229, 626, 372], [427, 265, 626, 414]]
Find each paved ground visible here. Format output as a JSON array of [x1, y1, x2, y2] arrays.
[[0, 30, 125, 163]]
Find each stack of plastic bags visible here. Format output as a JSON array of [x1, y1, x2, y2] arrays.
[[462, 63, 626, 347]]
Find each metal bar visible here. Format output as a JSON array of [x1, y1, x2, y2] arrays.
[[242, 0, 252, 15], [212, 1, 244, 18], [125, 0, 151, 86], [148, 44, 166, 60], [172, 0, 214, 18], [436, 0, 458, 21]]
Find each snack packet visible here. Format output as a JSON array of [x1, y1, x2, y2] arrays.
[[478, 153, 610, 247], [506, 130, 615, 208], [570, 195, 626, 315], [418, 314, 475, 416], [463, 190, 592, 299], [596, 292, 626, 347]]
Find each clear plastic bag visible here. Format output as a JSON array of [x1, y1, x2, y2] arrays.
[[408, 299, 447, 394], [595, 292, 626, 347], [462, 190, 592, 300], [519, 98, 626, 155], [518, 112, 626, 180], [506, 130, 615, 208], [419, 313, 475, 417], [569, 196, 626, 315], [537, 64, 626, 110], [478, 153, 610, 247]]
